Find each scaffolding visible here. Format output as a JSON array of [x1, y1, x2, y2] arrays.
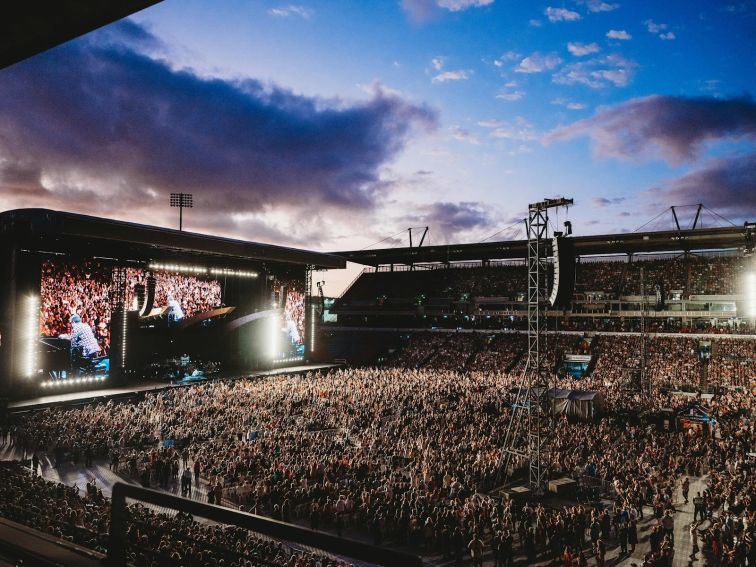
[[500, 197, 572, 495]]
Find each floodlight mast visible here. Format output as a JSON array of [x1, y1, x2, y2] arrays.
[[170, 193, 193, 231]]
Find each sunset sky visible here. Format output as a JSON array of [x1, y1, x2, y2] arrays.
[[0, 0, 754, 293]]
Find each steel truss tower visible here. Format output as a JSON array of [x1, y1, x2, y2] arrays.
[[500, 197, 573, 495]]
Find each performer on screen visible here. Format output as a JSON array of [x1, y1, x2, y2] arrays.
[[61, 314, 101, 366], [166, 293, 185, 322]]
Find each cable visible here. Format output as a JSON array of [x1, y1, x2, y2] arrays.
[[702, 205, 737, 227], [633, 207, 671, 233], [359, 229, 407, 250], [480, 219, 526, 243]]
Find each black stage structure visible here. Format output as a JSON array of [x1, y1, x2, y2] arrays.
[[0, 209, 345, 398]]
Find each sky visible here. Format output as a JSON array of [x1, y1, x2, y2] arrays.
[[0, 0, 754, 294]]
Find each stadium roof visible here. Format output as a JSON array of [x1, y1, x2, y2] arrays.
[[335, 225, 750, 267], [0, 209, 345, 269]]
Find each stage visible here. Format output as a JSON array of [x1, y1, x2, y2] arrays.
[[9, 363, 341, 412]]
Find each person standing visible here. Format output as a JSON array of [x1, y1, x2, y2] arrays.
[[693, 492, 704, 522], [689, 523, 699, 559], [468, 533, 484, 567], [628, 518, 638, 554], [682, 478, 690, 504]]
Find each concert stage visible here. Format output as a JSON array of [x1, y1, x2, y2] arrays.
[[0, 209, 346, 399], [9, 363, 340, 411]]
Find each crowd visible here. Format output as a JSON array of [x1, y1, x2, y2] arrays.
[[0, 461, 351, 566], [343, 255, 744, 307], [6, 355, 754, 565]]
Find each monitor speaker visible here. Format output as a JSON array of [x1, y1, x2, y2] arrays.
[[549, 237, 575, 308]]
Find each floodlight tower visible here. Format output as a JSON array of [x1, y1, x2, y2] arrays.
[[170, 193, 193, 231], [500, 197, 573, 496]]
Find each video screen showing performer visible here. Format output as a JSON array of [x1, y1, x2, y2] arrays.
[[39, 260, 112, 381], [38, 259, 225, 384], [273, 280, 306, 359]]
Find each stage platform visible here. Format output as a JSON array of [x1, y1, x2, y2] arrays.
[[9, 363, 340, 411]]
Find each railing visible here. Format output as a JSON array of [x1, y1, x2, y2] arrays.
[[108, 482, 422, 567]]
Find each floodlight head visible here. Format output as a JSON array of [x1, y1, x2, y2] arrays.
[[170, 192, 193, 208]]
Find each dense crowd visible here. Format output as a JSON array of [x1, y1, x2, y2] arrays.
[[387, 331, 754, 393], [0, 461, 350, 566], [8, 357, 755, 565]]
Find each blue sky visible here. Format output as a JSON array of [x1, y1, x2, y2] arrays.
[[0, 0, 754, 293]]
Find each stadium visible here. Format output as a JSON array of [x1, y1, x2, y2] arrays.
[[0, 3, 754, 567]]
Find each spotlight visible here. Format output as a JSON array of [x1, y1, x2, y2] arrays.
[[745, 272, 756, 318], [268, 314, 280, 360]]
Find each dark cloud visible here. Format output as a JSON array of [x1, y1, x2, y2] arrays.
[[546, 95, 756, 164], [405, 201, 497, 241], [645, 152, 756, 218], [592, 196, 626, 207], [0, 21, 436, 231]]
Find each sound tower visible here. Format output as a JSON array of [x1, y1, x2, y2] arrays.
[[549, 237, 575, 308], [142, 274, 156, 315]]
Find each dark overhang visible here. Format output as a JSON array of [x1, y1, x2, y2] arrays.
[[1, 1, 163, 70], [335, 225, 750, 267], [0, 209, 345, 270]]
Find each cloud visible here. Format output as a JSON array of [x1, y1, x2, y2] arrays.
[[401, 0, 493, 22], [449, 126, 480, 144], [606, 29, 632, 39], [406, 201, 497, 240], [496, 89, 526, 101], [592, 196, 626, 207], [646, 153, 756, 217], [516, 52, 563, 73], [644, 19, 667, 33], [529, 18, 543, 26], [401, 0, 439, 23], [0, 21, 437, 243], [431, 56, 445, 70], [436, 0, 494, 11], [567, 42, 601, 56], [582, 0, 619, 12], [268, 5, 314, 18], [432, 69, 472, 82], [479, 117, 538, 140], [545, 7, 582, 22], [494, 50, 521, 67], [496, 81, 525, 101], [545, 95, 756, 164], [644, 19, 676, 40], [551, 98, 586, 110], [552, 54, 636, 88]]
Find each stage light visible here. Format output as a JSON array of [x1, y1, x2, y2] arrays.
[[310, 301, 316, 353], [23, 295, 39, 378], [745, 272, 756, 318], [120, 308, 128, 369]]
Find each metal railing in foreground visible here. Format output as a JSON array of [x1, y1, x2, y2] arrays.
[[109, 482, 422, 567]]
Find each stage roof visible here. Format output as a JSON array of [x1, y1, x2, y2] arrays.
[[335, 225, 749, 267], [0, 209, 345, 270], [1, 1, 163, 70]]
